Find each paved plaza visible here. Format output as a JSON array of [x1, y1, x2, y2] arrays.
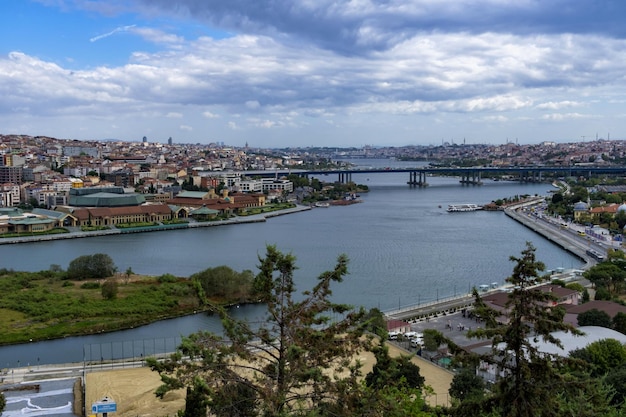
[[391, 310, 491, 355]]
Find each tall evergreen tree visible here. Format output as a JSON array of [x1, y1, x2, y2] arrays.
[[469, 242, 581, 417], [148, 245, 373, 417]]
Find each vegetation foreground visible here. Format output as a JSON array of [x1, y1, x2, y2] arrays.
[[0, 254, 258, 345], [6, 244, 626, 416]]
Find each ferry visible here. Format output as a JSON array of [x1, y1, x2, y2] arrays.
[[447, 203, 483, 212]]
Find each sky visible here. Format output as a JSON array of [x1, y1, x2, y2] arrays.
[[1, 0, 626, 148]]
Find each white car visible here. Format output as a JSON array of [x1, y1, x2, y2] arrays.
[[410, 338, 423, 348]]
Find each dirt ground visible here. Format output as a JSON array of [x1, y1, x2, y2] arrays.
[[85, 344, 453, 416]]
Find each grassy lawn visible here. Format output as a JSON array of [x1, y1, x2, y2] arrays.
[[0, 271, 203, 345]]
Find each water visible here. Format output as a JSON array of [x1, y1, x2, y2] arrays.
[[0, 159, 582, 365]]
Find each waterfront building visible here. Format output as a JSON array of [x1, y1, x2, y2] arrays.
[[166, 189, 266, 215], [68, 204, 173, 227], [0, 207, 58, 234]]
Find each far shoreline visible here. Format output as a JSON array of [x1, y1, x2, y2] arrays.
[[0, 204, 312, 245]]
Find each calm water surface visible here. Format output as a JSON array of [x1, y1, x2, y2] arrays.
[[0, 160, 583, 365]]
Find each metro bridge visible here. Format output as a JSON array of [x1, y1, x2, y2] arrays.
[[250, 165, 626, 186]]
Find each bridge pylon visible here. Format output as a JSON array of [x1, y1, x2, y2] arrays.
[[407, 170, 428, 187]]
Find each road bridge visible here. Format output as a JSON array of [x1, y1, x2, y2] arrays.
[[245, 165, 626, 186]]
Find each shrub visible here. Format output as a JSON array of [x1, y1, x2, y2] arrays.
[[101, 279, 119, 300], [66, 253, 117, 280], [157, 273, 178, 283], [80, 282, 100, 289]]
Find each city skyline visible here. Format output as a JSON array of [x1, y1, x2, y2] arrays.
[[1, 1, 626, 148]]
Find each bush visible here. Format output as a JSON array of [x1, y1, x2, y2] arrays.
[[577, 308, 612, 328], [101, 279, 118, 300], [80, 282, 100, 289], [157, 273, 178, 283], [66, 254, 117, 280], [594, 286, 611, 301]]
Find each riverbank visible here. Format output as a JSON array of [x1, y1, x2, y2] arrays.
[[0, 204, 312, 245]]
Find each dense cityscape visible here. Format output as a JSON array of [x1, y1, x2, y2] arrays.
[[2, 133, 626, 210]]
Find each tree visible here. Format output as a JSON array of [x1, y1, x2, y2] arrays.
[[605, 366, 626, 406], [584, 263, 626, 297], [122, 267, 134, 284], [66, 253, 117, 280], [614, 312, 626, 335], [616, 210, 626, 230], [148, 246, 372, 417], [577, 309, 613, 328], [101, 278, 118, 300], [0, 392, 5, 416], [449, 367, 485, 402], [190, 265, 254, 302], [422, 328, 443, 352], [361, 307, 387, 338], [364, 343, 425, 390], [469, 242, 581, 417], [570, 338, 626, 377]]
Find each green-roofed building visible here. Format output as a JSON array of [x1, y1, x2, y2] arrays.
[[68, 187, 146, 207], [190, 205, 219, 221]]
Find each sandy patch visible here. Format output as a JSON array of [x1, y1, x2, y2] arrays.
[[85, 368, 185, 417], [85, 344, 453, 416]]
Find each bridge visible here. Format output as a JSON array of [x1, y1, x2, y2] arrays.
[[250, 165, 626, 186]]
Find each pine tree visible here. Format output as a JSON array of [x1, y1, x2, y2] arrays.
[[148, 245, 372, 417], [469, 242, 582, 417]]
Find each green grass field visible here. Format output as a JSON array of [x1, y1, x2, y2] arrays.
[[0, 271, 203, 345]]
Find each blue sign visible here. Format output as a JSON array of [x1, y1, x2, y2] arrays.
[[92, 402, 117, 413]]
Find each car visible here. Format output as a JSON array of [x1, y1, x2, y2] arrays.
[[410, 338, 423, 348], [388, 331, 400, 340]]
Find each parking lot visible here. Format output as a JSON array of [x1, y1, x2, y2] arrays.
[[390, 309, 491, 355]]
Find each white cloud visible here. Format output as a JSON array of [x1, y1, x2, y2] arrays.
[[245, 100, 261, 110], [540, 113, 590, 121], [536, 101, 582, 110], [5, 1, 626, 146], [202, 111, 220, 118], [180, 124, 193, 131]]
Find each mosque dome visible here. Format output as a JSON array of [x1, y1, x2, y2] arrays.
[[573, 201, 588, 211]]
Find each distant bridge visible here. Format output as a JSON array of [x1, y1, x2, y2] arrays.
[[250, 165, 626, 186]]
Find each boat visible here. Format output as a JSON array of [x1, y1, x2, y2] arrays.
[[314, 202, 330, 208], [447, 203, 483, 212]]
